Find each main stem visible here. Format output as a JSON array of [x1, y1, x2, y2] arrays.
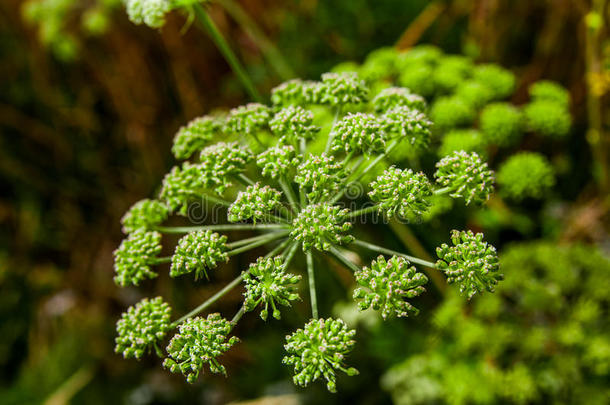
[[351, 239, 437, 268], [193, 4, 262, 102], [306, 251, 318, 319]]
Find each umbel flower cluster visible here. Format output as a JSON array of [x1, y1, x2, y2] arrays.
[[113, 70, 503, 392]]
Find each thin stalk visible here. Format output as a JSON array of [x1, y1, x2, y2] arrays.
[[214, 0, 295, 80], [351, 239, 437, 268], [352, 139, 399, 183], [152, 256, 172, 264], [266, 237, 292, 258], [237, 173, 256, 186], [346, 205, 379, 219], [324, 107, 341, 154], [200, 193, 232, 207], [226, 231, 288, 249], [433, 187, 451, 195], [306, 251, 318, 318], [192, 4, 262, 102], [171, 274, 244, 327], [155, 224, 289, 234], [279, 178, 299, 214], [329, 156, 366, 204], [328, 246, 361, 273], [231, 304, 246, 324], [227, 232, 287, 256], [283, 241, 299, 264]]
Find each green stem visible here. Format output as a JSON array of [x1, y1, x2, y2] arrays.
[[237, 173, 256, 186], [152, 256, 172, 264], [214, 0, 295, 80], [226, 231, 288, 249], [201, 193, 232, 207], [228, 232, 288, 256], [306, 251, 318, 319], [346, 205, 379, 219], [328, 246, 361, 273], [324, 107, 342, 154], [434, 187, 451, 195], [266, 237, 292, 258], [351, 239, 437, 268], [155, 224, 289, 233], [193, 4, 262, 102], [279, 178, 299, 214], [352, 139, 399, 183], [231, 304, 246, 324], [283, 241, 299, 264], [171, 274, 244, 327]]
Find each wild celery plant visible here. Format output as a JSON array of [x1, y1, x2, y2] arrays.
[[113, 71, 502, 392]]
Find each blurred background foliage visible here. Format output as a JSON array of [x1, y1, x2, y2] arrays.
[[0, 0, 608, 404]]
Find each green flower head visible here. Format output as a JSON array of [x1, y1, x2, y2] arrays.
[[269, 105, 319, 143], [124, 0, 172, 28], [497, 152, 555, 200], [330, 113, 387, 154], [368, 167, 432, 218], [436, 230, 502, 299], [397, 44, 443, 66], [433, 55, 473, 94], [383, 106, 432, 150], [430, 96, 476, 130], [524, 101, 571, 138], [294, 154, 345, 202], [454, 82, 495, 109], [372, 87, 426, 113], [529, 80, 570, 107], [199, 142, 252, 192], [291, 203, 353, 251], [318, 72, 369, 105], [159, 163, 210, 215], [270, 79, 322, 106], [224, 103, 271, 136], [172, 115, 221, 159], [472, 64, 516, 100], [115, 297, 172, 359], [397, 63, 436, 98], [170, 230, 229, 279], [283, 317, 359, 393], [360, 47, 399, 81], [228, 183, 282, 223], [353, 255, 428, 319], [439, 129, 487, 157], [243, 256, 301, 320], [164, 313, 239, 383], [121, 199, 168, 234], [114, 230, 162, 287], [434, 151, 494, 205], [479, 103, 523, 147], [256, 145, 300, 179]]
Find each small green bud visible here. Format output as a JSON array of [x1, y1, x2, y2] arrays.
[[228, 183, 282, 223], [113, 230, 162, 287], [269, 105, 319, 143], [524, 101, 571, 138], [438, 129, 487, 157], [256, 145, 300, 179], [330, 113, 387, 154], [295, 154, 345, 202], [528, 80, 570, 107], [472, 64, 516, 100], [121, 199, 168, 234], [435, 151, 495, 205], [354, 255, 428, 319], [436, 230, 502, 298], [318, 72, 369, 105], [115, 297, 171, 359], [170, 231, 229, 280], [497, 152, 555, 200], [164, 313, 239, 382], [291, 203, 353, 251], [368, 167, 432, 218], [283, 317, 358, 393], [479, 103, 523, 147], [124, 0, 171, 29], [172, 115, 222, 159], [372, 87, 426, 113], [383, 106, 432, 150], [243, 256, 301, 320], [224, 103, 271, 136], [430, 96, 476, 130]]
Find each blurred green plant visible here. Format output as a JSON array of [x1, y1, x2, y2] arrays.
[[382, 241, 610, 405]]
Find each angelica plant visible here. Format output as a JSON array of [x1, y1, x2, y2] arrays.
[[113, 71, 502, 392]]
